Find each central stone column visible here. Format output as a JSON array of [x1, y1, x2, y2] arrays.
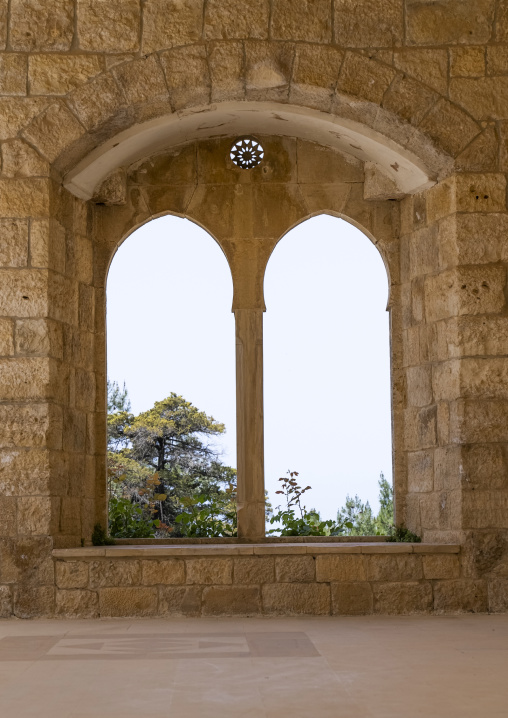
[[235, 308, 266, 539]]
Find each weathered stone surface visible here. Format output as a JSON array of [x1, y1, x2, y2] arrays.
[[406, 0, 495, 45], [331, 582, 373, 615], [0, 219, 28, 268], [316, 555, 366, 582], [0, 54, 27, 96], [373, 581, 432, 614], [0, 179, 50, 218], [233, 557, 274, 584], [186, 558, 232, 585], [488, 579, 508, 612], [23, 102, 84, 164], [158, 585, 201, 616], [0, 497, 16, 536], [29, 219, 66, 273], [113, 55, 168, 106], [334, 0, 402, 47], [262, 583, 330, 615], [202, 586, 261, 615], [14, 585, 55, 618], [0, 98, 48, 141], [419, 100, 480, 157], [292, 45, 344, 93], [1, 140, 49, 178], [407, 365, 432, 407], [10, 0, 74, 51], [204, 0, 269, 39], [89, 560, 141, 589], [0, 448, 51, 496], [56, 589, 98, 617], [142, 0, 202, 52], [209, 41, 244, 103], [275, 555, 315, 583], [141, 559, 185, 586], [407, 450, 434, 493], [0, 357, 52, 401], [29, 54, 103, 96], [450, 46, 485, 78], [433, 579, 488, 613], [423, 555, 461, 580], [338, 53, 396, 104], [393, 48, 448, 95], [99, 587, 158, 617], [77, 0, 140, 52], [15, 319, 63, 358], [0, 585, 12, 618], [404, 405, 437, 451], [456, 127, 498, 172], [245, 41, 294, 101], [450, 77, 508, 121], [0, 404, 61, 449], [366, 555, 423, 582], [18, 497, 58, 535], [69, 73, 124, 131], [487, 45, 508, 75], [271, 0, 331, 42], [55, 561, 89, 589], [160, 46, 210, 109]]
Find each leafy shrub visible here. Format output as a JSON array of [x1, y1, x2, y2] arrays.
[[268, 471, 353, 537], [91, 523, 115, 546], [386, 525, 421, 543], [108, 496, 161, 538], [175, 488, 237, 537]]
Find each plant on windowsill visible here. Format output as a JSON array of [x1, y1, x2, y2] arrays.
[[267, 471, 353, 537], [174, 484, 238, 538], [91, 523, 116, 546], [386, 525, 422, 543]]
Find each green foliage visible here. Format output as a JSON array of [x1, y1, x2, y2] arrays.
[[386, 525, 421, 543], [376, 472, 394, 534], [108, 496, 161, 539], [91, 523, 115, 546], [268, 471, 352, 537], [175, 484, 237, 537], [337, 494, 377, 536]]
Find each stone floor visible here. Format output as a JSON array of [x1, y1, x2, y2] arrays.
[[0, 615, 506, 717]]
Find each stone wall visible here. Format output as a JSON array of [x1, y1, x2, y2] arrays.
[[1, 0, 508, 617], [49, 543, 502, 619]]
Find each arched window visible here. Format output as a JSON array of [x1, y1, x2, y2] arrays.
[[106, 215, 235, 535], [264, 215, 392, 528]]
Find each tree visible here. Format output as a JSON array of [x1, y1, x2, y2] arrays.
[[375, 472, 394, 534], [337, 494, 377, 536]]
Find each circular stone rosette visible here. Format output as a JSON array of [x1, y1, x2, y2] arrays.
[[230, 137, 265, 169]]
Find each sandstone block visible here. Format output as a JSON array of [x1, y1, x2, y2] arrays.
[[423, 555, 460, 580], [77, 0, 140, 51], [271, 0, 331, 42], [15, 319, 63, 359], [450, 46, 485, 77], [456, 126, 498, 173], [462, 491, 508, 529], [56, 589, 98, 618], [407, 365, 433, 407], [456, 444, 507, 491], [383, 75, 437, 126], [450, 399, 508, 444], [292, 45, 343, 94], [0, 585, 12, 618], [488, 579, 508, 613], [334, 0, 402, 47], [406, 0, 494, 45], [393, 48, 448, 95], [0, 269, 50, 319], [233, 557, 274, 584], [331, 582, 373, 615], [202, 586, 261, 616], [0, 98, 48, 141], [244, 41, 294, 101], [0, 178, 50, 218], [262, 583, 330, 615], [69, 73, 124, 131], [28, 54, 103, 95], [0, 320, 13, 356], [56, 561, 89, 589], [366, 555, 423, 582], [114, 55, 168, 105], [315, 555, 366, 582], [419, 100, 480, 158], [452, 316, 508, 358], [158, 585, 201, 616], [455, 174, 507, 213], [142, 0, 202, 52], [14, 585, 55, 618], [420, 491, 461, 531], [407, 450, 434, 493], [23, 102, 85, 165], [0, 497, 16, 536], [89, 560, 141, 589], [297, 140, 362, 184], [160, 46, 210, 109], [141, 559, 185, 586], [99, 587, 158, 617], [0, 537, 54, 585], [204, 0, 269, 39], [433, 579, 488, 613], [10, 0, 74, 51], [0, 3, 6, 50], [0, 54, 26, 96], [404, 405, 437, 451], [209, 42, 244, 103], [1, 140, 49, 179], [0, 357, 52, 402], [186, 558, 232, 585], [275, 555, 315, 583], [0, 219, 28, 268], [373, 581, 432, 614], [29, 219, 66, 273], [0, 404, 61, 449], [424, 266, 506, 324], [338, 53, 395, 104], [18, 496, 58, 535], [0, 448, 52, 496], [488, 45, 508, 74]]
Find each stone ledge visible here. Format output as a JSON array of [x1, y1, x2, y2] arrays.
[[53, 542, 461, 559]]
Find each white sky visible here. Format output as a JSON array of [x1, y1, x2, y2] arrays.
[[106, 214, 392, 519]]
